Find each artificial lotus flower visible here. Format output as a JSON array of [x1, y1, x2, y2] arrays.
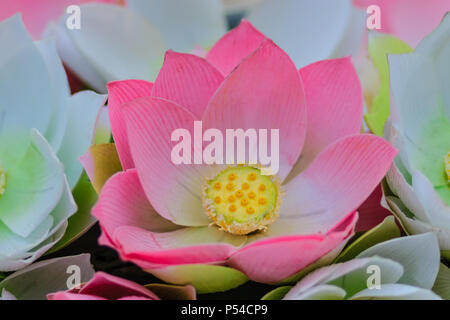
[[382, 14, 450, 258], [83, 21, 396, 293], [48, 272, 196, 300], [264, 233, 444, 300], [0, 15, 106, 271]]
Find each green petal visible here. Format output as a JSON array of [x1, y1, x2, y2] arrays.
[[0, 254, 94, 300], [335, 216, 401, 262], [144, 283, 196, 300], [47, 172, 98, 254], [363, 32, 412, 136], [79, 143, 122, 194], [351, 283, 441, 300], [432, 263, 450, 299], [261, 286, 292, 300], [149, 264, 248, 294], [0, 129, 64, 238], [357, 233, 440, 289]]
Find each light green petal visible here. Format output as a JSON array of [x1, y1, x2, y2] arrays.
[[336, 216, 401, 263], [284, 257, 403, 300], [127, 0, 226, 52], [0, 254, 94, 300], [93, 106, 111, 145], [286, 284, 346, 300], [351, 283, 441, 300], [432, 263, 450, 299], [0, 15, 53, 135], [261, 286, 292, 300], [0, 129, 64, 238], [59, 3, 165, 85], [35, 38, 70, 152], [57, 91, 106, 189], [416, 13, 450, 119], [389, 51, 450, 188], [247, 0, 364, 68], [412, 171, 450, 227], [150, 264, 248, 294], [384, 195, 450, 252], [363, 32, 412, 136], [357, 233, 440, 289], [0, 176, 75, 271]]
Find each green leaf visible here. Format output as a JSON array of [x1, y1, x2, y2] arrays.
[[432, 263, 450, 299], [144, 283, 196, 300], [364, 32, 412, 136], [149, 264, 248, 294], [46, 172, 98, 254], [261, 286, 292, 300], [335, 216, 401, 262]]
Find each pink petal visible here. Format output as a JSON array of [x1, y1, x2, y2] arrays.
[[206, 19, 266, 76], [356, 183, 392, 232], [287, 57, 363, 178], [0, 0, 121, 39], [112, 226, 241, 269], [48, 292, 106, 300], [93, 169, 178, 247], [355, 0, 450, 47], [152, 51, 224, 119], [122, 96, 211, 226], [283, 134, 397, 233], [78, 272, 159, 300], [203, 39, 307, 181], [107, 80, 154, 169], [228, 212, 358, 283]]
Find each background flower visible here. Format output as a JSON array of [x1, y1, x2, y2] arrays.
[[382, 14, 450, 258], [0, 15, 106, 271]]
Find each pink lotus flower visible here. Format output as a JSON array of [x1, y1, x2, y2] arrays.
[[48, 272, 196, 300], [87, 21, 396, 292]]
